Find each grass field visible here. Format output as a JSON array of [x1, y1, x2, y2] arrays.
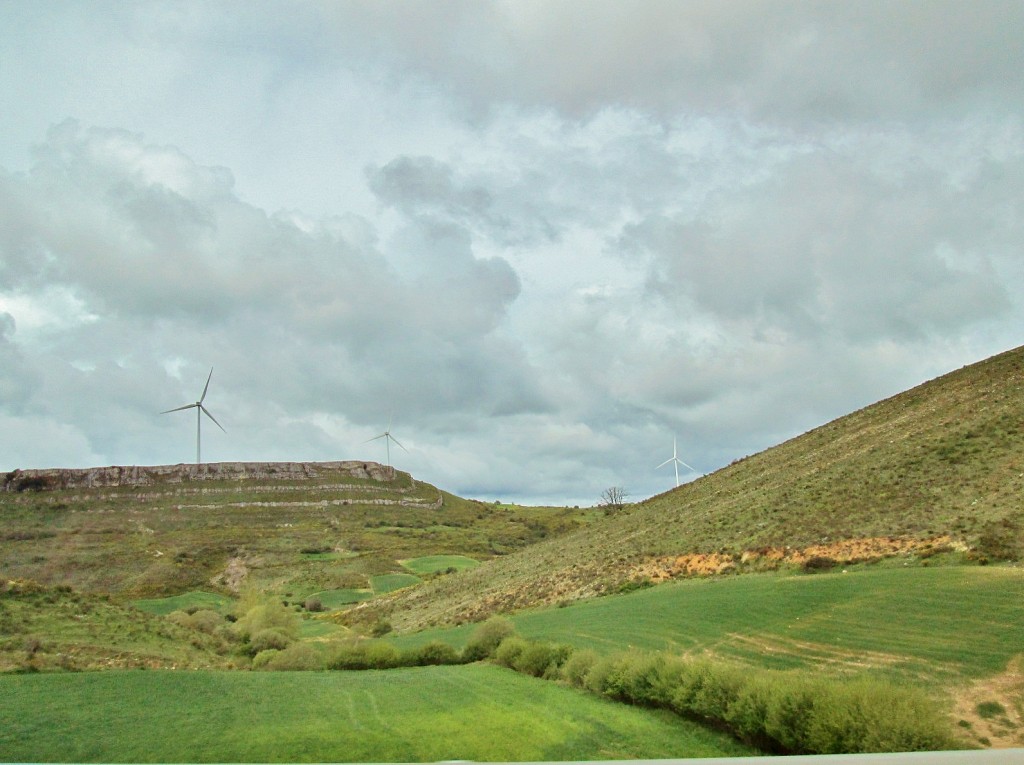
[[309, 587, 372, 609], [371, 573, 421, 594], [0, 666, 754, 762], [401, 554, 480, 575], [131, 591, 233, 616], [390, 565, 1024, 688]]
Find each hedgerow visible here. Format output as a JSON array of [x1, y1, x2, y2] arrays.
[[463, 623, 953, 755]]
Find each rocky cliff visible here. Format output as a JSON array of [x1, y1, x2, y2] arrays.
[[2, 461, 395, 491]]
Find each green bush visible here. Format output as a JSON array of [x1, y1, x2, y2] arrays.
[[462, 617, 516, 661], [493, 636, 529, 669], [512, 641, 572, 678], [250, 628, 292, 653], [251, 649, 279, 669], [407, 640, 460, 666], [370, 620, 393, 637], [561, 648, 599, 687], [187, 609, 224, 634], [261, 642, 326, 671], [495, 640, 954, 756], [329, 640, 395, 670], [233, 601, 300, 643]]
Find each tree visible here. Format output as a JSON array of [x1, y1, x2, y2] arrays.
[[599, 486, 628, 513]]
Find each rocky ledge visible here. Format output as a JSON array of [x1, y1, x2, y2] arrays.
[[2, 461, 395, 491]]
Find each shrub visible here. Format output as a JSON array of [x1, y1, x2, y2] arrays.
[[462, 617, 516, 661], [583, 654, 619, 696], [512, 641, 572, 679], [370, 620, 393, 637], [252, 649, 280, 669], [167, 610, 192, 629], [493, 636, 529, 669], [233, 601, 300, 643], [408, 640, 460, 666], [327, 640, 405, 670], [250, 628, 292, 653], [261, 642, 326, 671], [363, 641, 402, 669], [304, 598, 324, 613], [561, 648, 599, 687], [188, 609, 224, 634]]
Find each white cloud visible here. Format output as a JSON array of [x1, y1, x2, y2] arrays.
[[0, 2, 1023, 502]]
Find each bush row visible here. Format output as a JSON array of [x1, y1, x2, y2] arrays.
[[471, 628, 954, 756]]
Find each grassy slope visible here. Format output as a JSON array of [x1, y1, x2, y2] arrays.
[[0, 666, 754, 763], [0, 581, 232, 672], [390, 565, 1024, 689], [364, 345, 1024, 630], [0, 468, 591, 601]]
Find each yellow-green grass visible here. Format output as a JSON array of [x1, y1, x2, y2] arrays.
[[371, 573, 421, 594], [401, 554, 480, 575], [390, 565, 1024, 689], [0, 666, 754, 762], [308, 588, 372, 610], [298, 618, 347, 639], [131, 591, 233, 616]]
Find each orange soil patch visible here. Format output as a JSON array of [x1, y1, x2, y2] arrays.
[[633, 536, 958, 582]]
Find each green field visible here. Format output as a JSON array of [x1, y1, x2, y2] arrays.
[[401, 554, 480, 575], [391, 565, 1024, 688], [371, 573, 421, 594], [131, 590, 233, 616], [309, 587, 373, 609], [0, 666, 754, 762]]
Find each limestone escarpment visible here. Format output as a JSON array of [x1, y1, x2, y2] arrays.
[[2, 460, 394, 491]]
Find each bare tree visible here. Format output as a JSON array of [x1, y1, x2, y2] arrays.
[[599, 486, 628, 513]]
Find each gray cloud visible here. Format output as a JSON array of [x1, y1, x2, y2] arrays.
[[1, 3, 1023, 503]]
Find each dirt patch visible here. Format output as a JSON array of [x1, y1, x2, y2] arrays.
[[210, 557, 249, 593], [633, 536, 959, 582], [952, 656, 1024, 749]]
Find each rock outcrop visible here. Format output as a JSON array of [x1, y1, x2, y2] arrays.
[[2, 461, 395, 491]]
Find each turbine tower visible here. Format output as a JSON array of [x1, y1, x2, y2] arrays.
[[161, 367, 225, 464], [657, 437, 696, 488], [365, 414, 406, 477]]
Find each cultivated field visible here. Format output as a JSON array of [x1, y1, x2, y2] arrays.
[[0, 665, 754, 762]]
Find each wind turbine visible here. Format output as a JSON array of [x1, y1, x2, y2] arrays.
[[365, 414, 406, 476], [160, 367, 225, 464], [657, 437, 696, 488]]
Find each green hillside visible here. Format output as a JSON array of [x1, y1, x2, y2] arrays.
[[0, 463, 590, 603], [357, 344, 1024, 631]]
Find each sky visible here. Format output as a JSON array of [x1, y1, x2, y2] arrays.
[[1, 1, 1022, 506]]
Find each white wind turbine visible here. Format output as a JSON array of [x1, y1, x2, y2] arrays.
[[365, 414, 407, 476], [160, 367, 225, 464], [657, 437, 697, 488]]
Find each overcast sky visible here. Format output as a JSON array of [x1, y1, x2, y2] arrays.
[[1, 1, 1022, 505]]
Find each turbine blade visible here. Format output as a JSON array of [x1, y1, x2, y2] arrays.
[[364, 433, 387, 443], [200, 367, 214, 403], [656, 457, 673, 469], [161, 403, 198, 414], [679, 460, 697, 472], [389, 434, 407, 452], [200, 405, 226, 433]]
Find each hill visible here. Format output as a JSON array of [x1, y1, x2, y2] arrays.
[[0, 460, 591, 602], [355, 344, 1024, 630]]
